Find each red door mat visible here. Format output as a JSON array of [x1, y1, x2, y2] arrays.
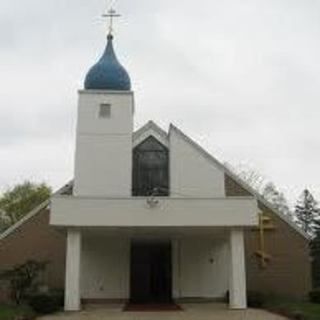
[[123, 303, 183, 312]]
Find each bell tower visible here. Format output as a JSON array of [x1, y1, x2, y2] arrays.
[[74, 9, 133, 197]]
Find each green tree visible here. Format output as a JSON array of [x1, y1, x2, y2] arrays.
[[0, 182, 51, 228], [0, 209, 11, 232], [231, 164, 293, 219], [262, 182, 292, 219], [295, 189, 320, 236]]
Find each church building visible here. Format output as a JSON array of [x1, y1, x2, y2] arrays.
[[0, 12, 311, 313]]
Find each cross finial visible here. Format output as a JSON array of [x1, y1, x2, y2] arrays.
[[102, 3, 121, 36]]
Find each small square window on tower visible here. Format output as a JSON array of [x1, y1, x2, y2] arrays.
[[99, 104, 111, 118]]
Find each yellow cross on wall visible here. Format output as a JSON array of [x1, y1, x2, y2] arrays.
[[254, 212, 275, 268]]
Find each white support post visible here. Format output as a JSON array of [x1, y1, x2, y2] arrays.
[[65, 229, 81, 311], [229, 228, 247, 309]]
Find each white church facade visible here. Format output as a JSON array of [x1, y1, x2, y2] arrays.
[[0, 9, 312, 314], [49, 31, 259, 311]]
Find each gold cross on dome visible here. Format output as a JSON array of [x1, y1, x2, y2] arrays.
[[102, 3, 121, 35]]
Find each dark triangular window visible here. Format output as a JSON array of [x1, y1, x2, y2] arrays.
[[132, 136, 169, 196]]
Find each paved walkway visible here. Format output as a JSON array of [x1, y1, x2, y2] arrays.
[[40, 303, 288, 320]]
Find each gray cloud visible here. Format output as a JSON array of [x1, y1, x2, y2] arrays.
[[0, 0, 319, 205]]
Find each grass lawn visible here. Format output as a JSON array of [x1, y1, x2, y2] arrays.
[[265, 300, 320, 320], [0, 305, 34, 320]]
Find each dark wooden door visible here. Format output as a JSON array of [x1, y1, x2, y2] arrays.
[[130, 242, 172, 304]]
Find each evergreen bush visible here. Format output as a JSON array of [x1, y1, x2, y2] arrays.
[[247, 291, 265, 308], [309, 288, 320, 304], [28, 292, 64, 314]]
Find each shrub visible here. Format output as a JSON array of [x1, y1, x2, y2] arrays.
[[309, 288, 320, 303], [291, 310, 306, 320], [0, 260, 48, 304], [247, 291, 265, 308], [28, 292, 64, 315], [0, 305, 35, 320], [267, 307, 307, 320]]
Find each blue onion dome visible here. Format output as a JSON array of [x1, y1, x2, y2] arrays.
[[84, 34, 131, 91]]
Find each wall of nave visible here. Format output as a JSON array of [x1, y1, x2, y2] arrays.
[[80, 234, 229, 300]]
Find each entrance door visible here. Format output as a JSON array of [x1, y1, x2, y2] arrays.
[[130, 241, 172, 304]]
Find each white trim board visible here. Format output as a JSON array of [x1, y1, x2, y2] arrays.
[[133, 120, 169, 148]]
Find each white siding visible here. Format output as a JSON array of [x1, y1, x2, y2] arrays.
[[177, 238, 229, 298], [170, 129, 225, 198], [74, 136, 132, 197], [51, 196, 258, 227], [80, 235, 229, 301], [74, 91, 134, 197], [81, 236, 130, 299]]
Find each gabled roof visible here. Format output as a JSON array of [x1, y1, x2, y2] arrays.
[[0, 181, 73, 241], [0, 122, 309, 241], [0, 200, 50, 241], [169, 124, 310, 240], [133, 121, 169, 148]]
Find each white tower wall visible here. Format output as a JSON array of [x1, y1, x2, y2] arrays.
[[74, 90, 134, 197]]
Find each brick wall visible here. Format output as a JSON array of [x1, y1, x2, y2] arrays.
[[225, 174, 312, 299], [0, 210, 66, 302]]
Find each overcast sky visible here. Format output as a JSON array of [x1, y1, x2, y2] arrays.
[[0, 0, 319, 206]]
